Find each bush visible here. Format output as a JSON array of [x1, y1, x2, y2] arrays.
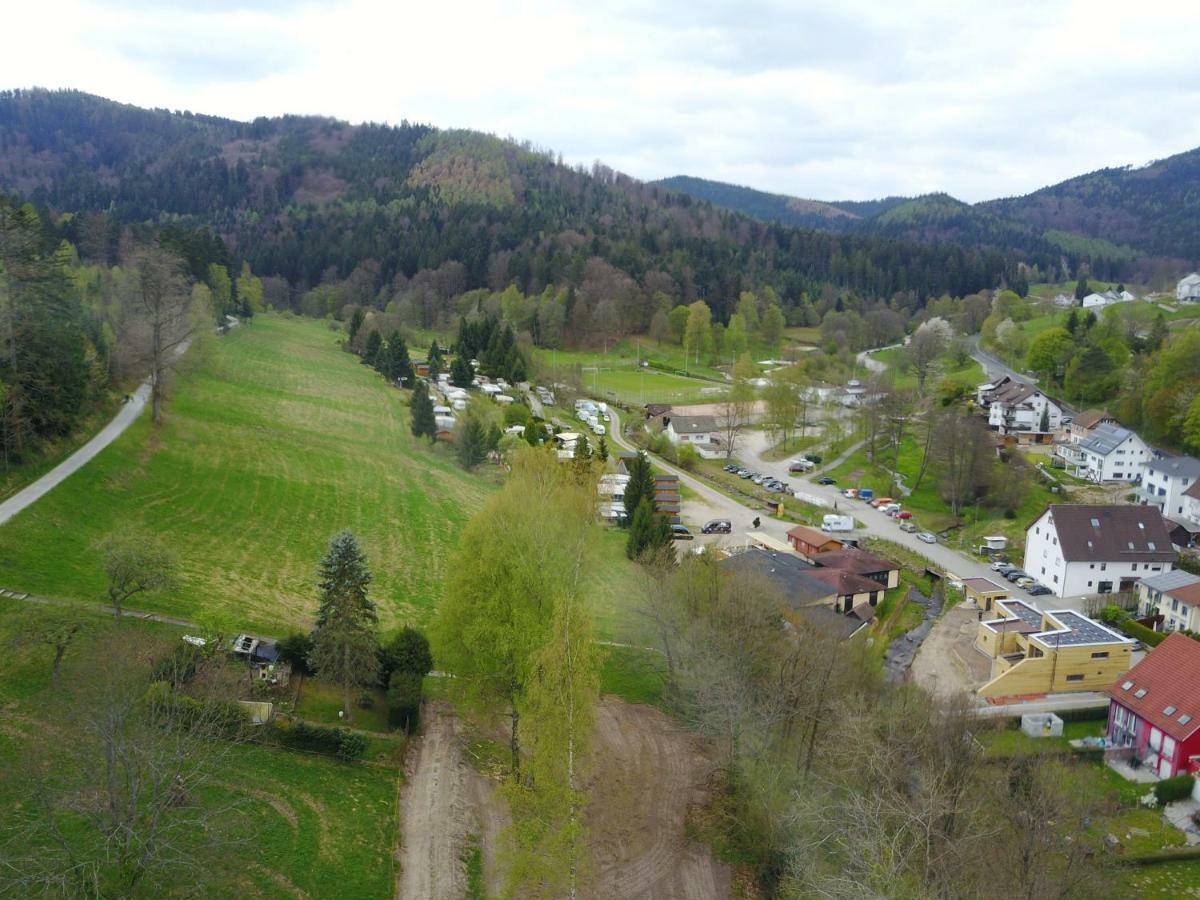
[[268, 720, 365, 761], [379, 627, 434, 686], [388, 670, 423, 733], [1053, 705, 1109, 723], [1122, 619, 1167, 647], [676, 443, 699, 471], [151, 641, 208, 686], [1154, 774, 1195, 805]]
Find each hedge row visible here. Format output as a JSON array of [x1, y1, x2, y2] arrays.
[[1154, 774, 1195, 805], [1116, 618, 1166, 647], [266, 720, 367, 761], [1126, 845, 1200, 866]]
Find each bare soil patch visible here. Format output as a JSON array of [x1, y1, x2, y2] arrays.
[[910, 603, 990, 700], [585, 698, 731, 900]]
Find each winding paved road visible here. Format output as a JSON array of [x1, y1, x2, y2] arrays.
[[0, 382, 151, 526]]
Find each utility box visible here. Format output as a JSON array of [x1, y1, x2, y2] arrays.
[[1020, 712, 1063, 739]]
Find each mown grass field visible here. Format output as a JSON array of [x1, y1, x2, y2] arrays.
[[873, 346, 984, 394], [0, 601, 400, 899], [0, 315, 491, 633]]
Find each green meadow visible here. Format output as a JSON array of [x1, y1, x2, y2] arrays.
[[0, 315, 489, 634]]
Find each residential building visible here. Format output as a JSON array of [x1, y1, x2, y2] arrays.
[[1182, 481, 1200, 531], [975, 599, 1134, 700], [785, 524, 844, 561], [1138, 571, 1200, 633], [1024, 505, 1176, 597], [1140, 455, 1200, 519], [664, 415, 720, 453], [1067, 409, 1116, 444], [1106, 633, 1200, 778], [1177, 273, 1200, 302], [719, 547, 868, 638], [811, 547, 900, 590], [1082, 289, 1136, 309], [807, 567, 887, 613], [1057, 422, 1150, 483], [976, 375, 1063, 442]]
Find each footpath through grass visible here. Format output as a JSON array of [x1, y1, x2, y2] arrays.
[[0, 314, 490, 633]]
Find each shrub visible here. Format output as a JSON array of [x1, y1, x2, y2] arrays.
[[1154, 774, 1195, 805], [676, 443, 700, 471], [388, 670, 423, 733], [379, 627, 434, 686], [269, 720, 365, 761], [1121, 619, 1166, 647], [356, 691, 375, 709], [151, 641, 208, 686]]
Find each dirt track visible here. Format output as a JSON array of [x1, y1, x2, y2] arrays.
[[586, 699, 730, 900]]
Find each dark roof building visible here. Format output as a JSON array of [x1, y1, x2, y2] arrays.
[[1040, 505, 1175, 564], [720, 547, 838, 609]]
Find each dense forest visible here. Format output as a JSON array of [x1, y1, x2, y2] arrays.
[[0, 89, 1037, 342]]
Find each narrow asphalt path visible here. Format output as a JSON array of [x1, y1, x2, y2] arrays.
[[967, 335, 1077, 416], [0, 382, 151, 526], [0, 334, 199, 527]]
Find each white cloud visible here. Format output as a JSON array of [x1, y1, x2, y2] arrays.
[[3, 0, 1199, 202]]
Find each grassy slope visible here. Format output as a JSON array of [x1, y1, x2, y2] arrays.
[[873, 346, 984, 393], [0, 315, 489, 633], [0, 603, 398, 899]]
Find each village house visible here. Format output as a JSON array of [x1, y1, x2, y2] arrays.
[[1176, 273, 1200, 302], [1138, 570, 1200, 633], [810, 546, 900, 590], [976, 375, 1063, 442], [1066, 409, 1117, 444], [1081, 289, 1136, 309], [807, 567, 887, 614], [975, 599, 1133, 700], [663, 415, 721, 455], [1107, 633, 1200, 779], [718, 547, 868, 639], [1140, 455, 1200, 521], [1056, 421, 1150, 483], [785, 524, 844, 562], [1024, 505, 1176, 598]]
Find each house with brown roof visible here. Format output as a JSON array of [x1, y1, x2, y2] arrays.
[[1023, 505, 1177, 598], [1107, 633, 1200, 779], [1137, 571, 1200, 633], [807, 567, 887, 613], [1068, 409, 1116, 444], [811, 547, 900, 590], [785, 525, 844, 561], [961, 577, 1010, 614], [976, 375, 1063, 443]]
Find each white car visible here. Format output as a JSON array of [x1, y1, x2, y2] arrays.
[[916, 532, 937, 544]]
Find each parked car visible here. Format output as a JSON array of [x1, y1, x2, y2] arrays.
[[723, 463, 739, 473], [916, 531, 937, 544], [1016, 576, 1036, 588], [899, 521, 918, 533], [1027, 584, 1053, 596], [996, 564, 1020, 576], [896, 511, 913, 520], [842, 488, 858, 498], [789, 459, 815, 473], [1004, 569, 1027, 583], [670, 525, 694, 541], [751, 474, 767, 484], [737, 469, 753, 478], [804, 454, 823, 464], [818, 476, 837, 485], [701, 519, 732, 534], [990, 560, 1010, 572]]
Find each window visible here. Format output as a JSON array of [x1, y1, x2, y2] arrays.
[[1122, 681, 1134, 691], [1133, 564, 1138, 572], [1088, 581, 1093, 587], [1165, 705, 1178, 716], [1054, 575, 1059, 584], [1135, 688, 1148, 698], [1099, 581, 1113, 593], [1148, 542, 1157, 551], [1091, 651, 1110, 659], [1091, 518, 1100, 527], [1101, 563, 1107, 571], [1181, 714, 1193, 726], [1066, 674, 1084, 683]]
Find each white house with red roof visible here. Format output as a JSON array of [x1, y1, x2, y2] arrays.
[[1107, 633, 1200, 779]]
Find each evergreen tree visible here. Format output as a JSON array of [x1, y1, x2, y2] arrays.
[[621, 452, 655, 527], [524, 420, 543, 446], [310, 531, 380, 720], [1074, 277, 1090, 302], [597, 436, 609, 462], [626, 498, 671, 560], [362, 329, 382, 367], [1064, 309, 1078, 334], [450, 352, 474, 388], [379, 626, 434, 685], [456, 417, 488, 469], [348, 308, 365, 343], [384, 331, 412, 384], [409, 379, 437, 442]]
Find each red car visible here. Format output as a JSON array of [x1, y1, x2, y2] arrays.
[[896, 511, 913, 520]]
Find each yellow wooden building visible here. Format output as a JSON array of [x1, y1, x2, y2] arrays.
[[975, 599, 1134, 700]]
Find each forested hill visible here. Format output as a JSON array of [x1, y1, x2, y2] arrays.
[[982, 146, 1200, 262], [656, 151, 1200, 273], [0, 89, 1043, 333]]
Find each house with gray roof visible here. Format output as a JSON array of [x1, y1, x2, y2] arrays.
[[1137, 570, 1200, 632], [664, 415, 720, 455], [1024, 504, 1176, 598], [1064, 422, 1150, 483], [1140, 455, 1200, 519]]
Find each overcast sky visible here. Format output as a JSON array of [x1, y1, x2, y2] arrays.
[[5, 0, 1200, 202]]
